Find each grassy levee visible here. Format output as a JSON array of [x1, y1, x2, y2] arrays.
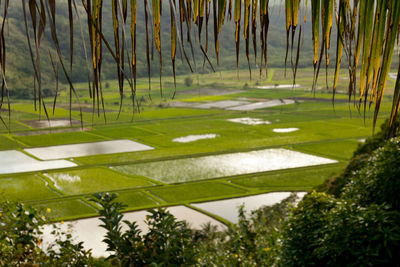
[[229, 164, 346, 188]]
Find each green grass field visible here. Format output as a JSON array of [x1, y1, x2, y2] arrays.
[[148, 182, 247, 203], [45, 167, 155, 195], [229, 164, 346, 188], [0, 68, 393, 221], [0, 174, 61, 202]]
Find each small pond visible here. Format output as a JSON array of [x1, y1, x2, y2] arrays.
[[0, 150, 76, 174], [273, 128, 299, 133], [40, 206, 226, 258], [192, 192, 307, 224], [227, 99, 295, 111], [227, 117, 271, 125], [22, 119, 82, 129], [173, 134, 218, 143], [194, 100, 249, 109], [257, 84, 301, 89], [24, 139, 154, 160], [113, 148, 337, 183]]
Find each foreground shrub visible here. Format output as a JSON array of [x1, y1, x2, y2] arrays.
[[0, 201, 94, 266], [319, 153, 369, 197], [280, 191, 336, 266], [280, 191, 400, 266], [342, 137, 400, 211], [93, 192, 197, 266], [0, 201, 47, 265]]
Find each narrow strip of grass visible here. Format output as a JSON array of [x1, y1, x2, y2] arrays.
[[114, 190, 159, 209], [149, 182, 247, 203], [14, 131, 106, 147], [0, 135, 23, 150], [230, 164, 345, 188], [91, 125, 159, 139]]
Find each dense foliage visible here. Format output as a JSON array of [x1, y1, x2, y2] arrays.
[[281, 192, 400, 266], [280, 137, 400, 266], [0, 201, 94, 266], [94, 192, 197, 266]]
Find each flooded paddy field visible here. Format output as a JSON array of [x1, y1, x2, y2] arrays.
[[172, 133, 219, 143], [0, 150, 76, 174], [192, 192, 307, 223], [24, 139, 154, 160], [22, 119, 82, 129], [113, 149, 337, 183], [0, 68, 390, 246]]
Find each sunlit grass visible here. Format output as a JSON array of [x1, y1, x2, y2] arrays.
[[149, 182, 247, 203], [45, 167, 154, 195], [230, 164, 345, 188], [0, 174, 60, 202], [31, 198, 97, 220]]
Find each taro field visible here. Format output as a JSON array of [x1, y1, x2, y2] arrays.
[[0, 68, 394, 224]]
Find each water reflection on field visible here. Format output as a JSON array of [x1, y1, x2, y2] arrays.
[[114, 148, 337, 183], [24, 139, 154, 160], [0, 150, 76, 174], [172, 134, 218, 143]]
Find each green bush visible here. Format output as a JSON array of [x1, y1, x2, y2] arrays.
[[317, 153, 369, 197], [280, 191, 400, 266], [343, 138, 400, 211], [280, 191, 336, 266], [282, 136, 400, 266], [93, 192, 197, 266], [0, 201, 94, 266], [184, 77, 193, 87]]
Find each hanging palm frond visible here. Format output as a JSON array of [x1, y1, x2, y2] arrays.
[[233, 0, 241, 77], [259, 0, 268, 76], [170, 0, 177, 90], [250, 0, 257, 65], [333, 0, 347, 97], [243, 0, 251, 79], [152, 0, 162, 96], [311, 0, 320, 86], [0, 0, 10, 129]]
